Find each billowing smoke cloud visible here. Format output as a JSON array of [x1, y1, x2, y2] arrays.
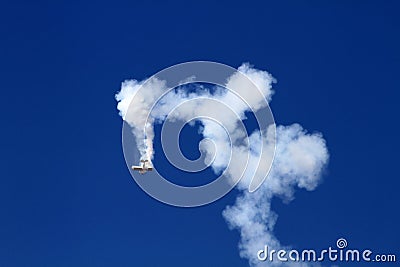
[[116, 78, 167, 160], [115, 63, 275, 168], [115, 63, 329, 266], [223, 124, 328, 266]]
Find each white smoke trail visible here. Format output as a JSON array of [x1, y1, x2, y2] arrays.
[[223, 124, 329, 266], [115, 63, 329, 266], [115, 63, 275, 166], [116, 78, 167, 160]]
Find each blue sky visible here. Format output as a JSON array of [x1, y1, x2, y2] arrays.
[[0, 0, 399, 266]]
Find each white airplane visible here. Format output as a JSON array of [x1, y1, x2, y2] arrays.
[[132, 159, 153, 174]]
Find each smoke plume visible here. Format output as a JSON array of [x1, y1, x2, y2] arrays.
[[115, 63, 329, 266], [223, 124, 328, 266]]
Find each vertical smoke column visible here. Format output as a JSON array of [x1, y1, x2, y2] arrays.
[[116, 78, 167, 160]]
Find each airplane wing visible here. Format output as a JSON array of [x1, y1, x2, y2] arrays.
[[132, 166, 143, 170], [132, 160, 153, 173]]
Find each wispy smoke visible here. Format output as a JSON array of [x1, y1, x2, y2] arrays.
[[115, 63, 329, 266]]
